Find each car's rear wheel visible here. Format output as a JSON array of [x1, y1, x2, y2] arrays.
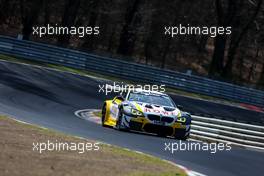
[[101, 104, 107, 127], [116, 108, 123, 130]]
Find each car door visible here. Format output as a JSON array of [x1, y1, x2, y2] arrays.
[[109, 96, 123, 120]]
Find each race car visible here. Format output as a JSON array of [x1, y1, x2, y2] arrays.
[[101, 89, 191, 139]]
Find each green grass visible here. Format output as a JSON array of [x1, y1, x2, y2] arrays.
[[93, 111, 102, 118], [0, 115, 188, 176]]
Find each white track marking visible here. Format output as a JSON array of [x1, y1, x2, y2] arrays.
[[74, 109, 101, 124]]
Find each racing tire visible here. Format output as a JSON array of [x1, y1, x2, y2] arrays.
[[174, 128, 190, 140], [157, 132, 167, 138], [101, 104, 107, 127]]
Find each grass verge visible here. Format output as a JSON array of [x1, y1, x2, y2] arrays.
[[93, 111, 102, 118], [0, 115, 187, 176]]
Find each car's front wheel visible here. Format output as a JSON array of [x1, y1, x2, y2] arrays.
[[115, 108, 129, 131], [101, 104, 107, 127], [174, 128, 190, 140], [116, 108, 123, 130], [157, 132, 167, 137]]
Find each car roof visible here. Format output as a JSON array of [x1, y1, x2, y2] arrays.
[[129, 88, 167, 96]]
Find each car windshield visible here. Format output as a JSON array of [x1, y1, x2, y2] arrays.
[[128, 92, 175, 107]]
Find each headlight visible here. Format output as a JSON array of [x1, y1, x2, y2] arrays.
[[177, 117, 186, 123], [123, 106, 143, 116], [131, 108, 143, 116]]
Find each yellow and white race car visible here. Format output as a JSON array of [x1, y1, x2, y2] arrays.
[[101, 89, 191, 139]]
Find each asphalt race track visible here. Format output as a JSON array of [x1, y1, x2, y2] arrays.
[[171, 95, 264, 125], [0, 60, 264, 176]]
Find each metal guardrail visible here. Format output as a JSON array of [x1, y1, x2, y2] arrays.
[[81, 109, 264, 150], [0, 35, 263, 107], [191, 115, 264, 150]]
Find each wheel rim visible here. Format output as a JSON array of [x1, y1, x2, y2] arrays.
[[102, 106, 106, 124], [117, 110, 122, 129]]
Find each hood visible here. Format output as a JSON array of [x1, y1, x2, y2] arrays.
[[129, 101, 181, 117]]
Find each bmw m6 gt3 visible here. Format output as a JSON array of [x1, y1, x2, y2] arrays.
[[101, 89, 191, 140]]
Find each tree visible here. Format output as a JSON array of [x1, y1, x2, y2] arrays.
[[117, 0, 142, 56], [209, 0, 263, 80], [258, 63, 264, 89], [0, 0, 10, 23], [209, 0, 237, 77], [20, 0, 44, 40], [57, 0, 80, 47], [43, 0, 52, 26], [221, 0, 263, 79], [81, 0, 101, 51]]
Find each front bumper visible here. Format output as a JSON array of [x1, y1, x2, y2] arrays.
[[123, 115, 189, 137]]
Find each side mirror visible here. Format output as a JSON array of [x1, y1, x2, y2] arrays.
[[177, 105, 184, 111]]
